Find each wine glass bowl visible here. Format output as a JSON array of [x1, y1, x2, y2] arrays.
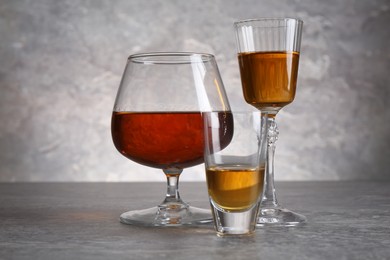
[[111, 52, 230, 226]]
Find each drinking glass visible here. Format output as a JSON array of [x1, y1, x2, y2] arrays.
[[204, 111, 267, 236], [235, 18, 307, 226], [111, 52, 231, 226]]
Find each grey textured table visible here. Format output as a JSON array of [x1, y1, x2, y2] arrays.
[[0, 182, 389, 260]]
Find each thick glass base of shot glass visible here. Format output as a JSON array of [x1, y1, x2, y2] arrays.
[[120, 202, 213, 227], [257, 207, 307, 227], [211, 202, 259, 237]]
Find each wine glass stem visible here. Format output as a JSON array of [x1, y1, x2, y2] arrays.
[[261, 116, 280, 208]]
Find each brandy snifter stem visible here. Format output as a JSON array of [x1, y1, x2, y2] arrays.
[[162, 169, 186, 206]]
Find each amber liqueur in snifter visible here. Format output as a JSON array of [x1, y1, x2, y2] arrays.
[[112, 111, 204, 169], [112, 111, 233, 169]]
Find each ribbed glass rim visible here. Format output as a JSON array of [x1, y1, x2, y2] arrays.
[[234, 17, 303, 27], [128, 52, 215, 64]]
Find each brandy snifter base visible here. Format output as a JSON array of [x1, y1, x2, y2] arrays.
[[119, 204, 212, 227]]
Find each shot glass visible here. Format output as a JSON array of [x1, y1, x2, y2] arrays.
[[203, 111, 267, 236]]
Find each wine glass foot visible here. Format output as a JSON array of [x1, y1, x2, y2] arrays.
[[120, 205, 213, 227], [257, 207, 307, 227]]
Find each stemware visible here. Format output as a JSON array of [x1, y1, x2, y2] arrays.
[[235, 18, 307, 226], [111, 52, 230, 226]]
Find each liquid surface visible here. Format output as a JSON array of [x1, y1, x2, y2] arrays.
[[206, 166, 265, 212], [238, 51, 299, 113]]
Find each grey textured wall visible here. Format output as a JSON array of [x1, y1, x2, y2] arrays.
[[0, 0, 389, 182]]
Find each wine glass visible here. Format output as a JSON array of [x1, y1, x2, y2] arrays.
[[111, 52, 231, 226], [235, 18, 307, 226]]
